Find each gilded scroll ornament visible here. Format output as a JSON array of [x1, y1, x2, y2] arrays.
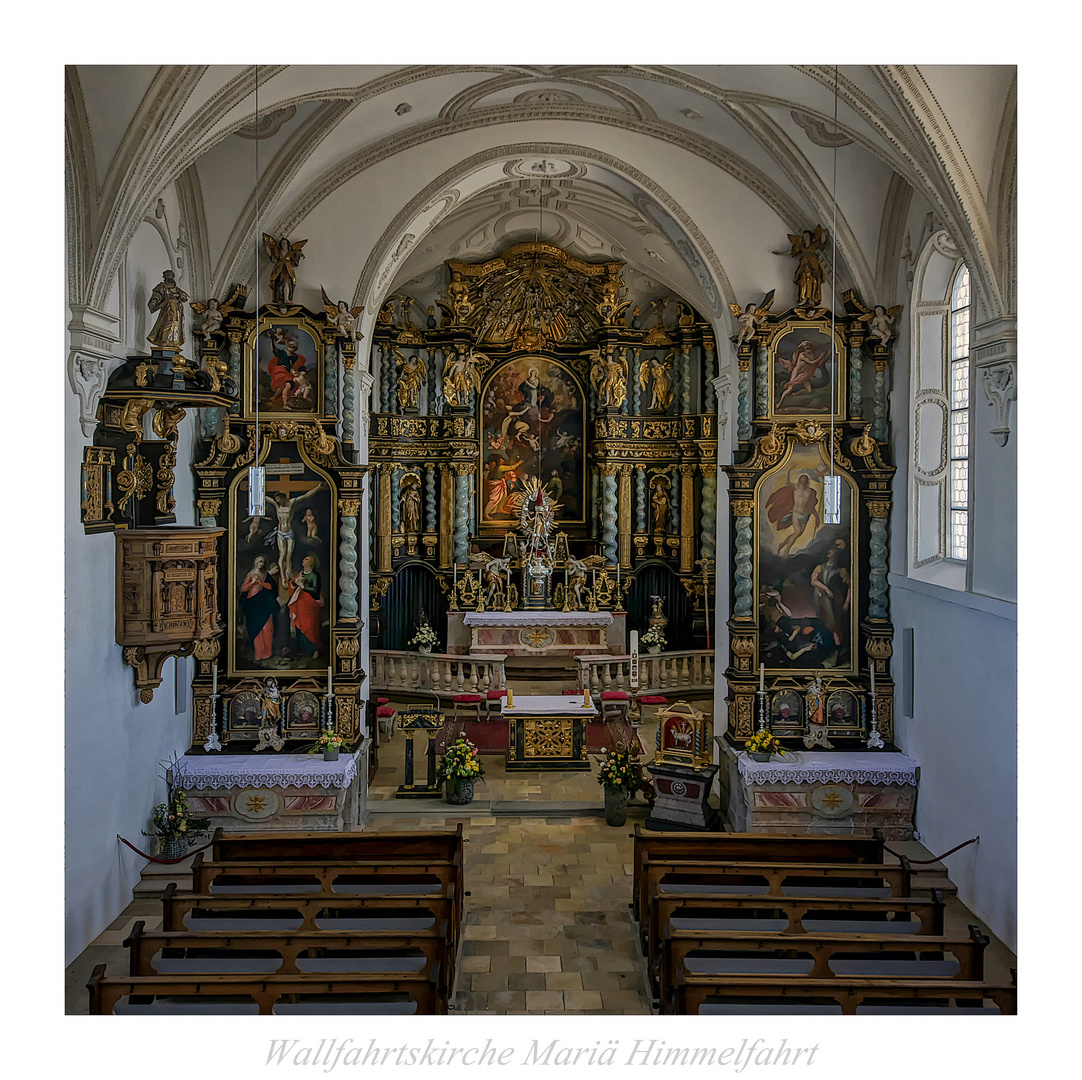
[[524, 718, 573, 757]]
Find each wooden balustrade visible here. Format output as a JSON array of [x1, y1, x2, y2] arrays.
[[576, 651, 715, 698], [370, 650, 506, 700]]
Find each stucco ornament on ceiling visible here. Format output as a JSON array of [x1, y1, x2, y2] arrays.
[[234, 104, 297, 140]]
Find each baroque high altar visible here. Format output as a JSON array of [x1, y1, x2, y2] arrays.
[[366, 243, 721, 661]]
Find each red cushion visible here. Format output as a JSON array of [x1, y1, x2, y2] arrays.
[[638, 695, 668, 705], [486, 690, 508, 699], [453, 694, 484, 703], [376, 706, 395, 717], [377, 697, 389, 706], [562, 689, 581, 695], [600, 691, 630, 700]]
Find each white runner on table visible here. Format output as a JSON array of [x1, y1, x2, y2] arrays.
[[736, 750, 918, 787], [173, 750, 360, 791]]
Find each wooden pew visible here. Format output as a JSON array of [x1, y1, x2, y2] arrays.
[[631, 827, 886, 924], [658, 924, 988, 1012], [673, 971, 1016, 1015], [87, 964, 441, 1015], [642, 856, 913, 965], [123, 920, 452, 1009]]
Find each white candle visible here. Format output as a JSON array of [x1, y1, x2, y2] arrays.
[[869, 661, 875, 693], [759, 663, 764, 692], [328, 665, 333, 696], [212, 661, 218, 696], [453, 563, 458, 586]]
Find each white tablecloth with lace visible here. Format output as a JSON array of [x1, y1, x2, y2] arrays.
[[736, 751, 919, 787], [173, 751, 360, 791]]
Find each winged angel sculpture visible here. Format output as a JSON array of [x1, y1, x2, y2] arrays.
[[774, 227, 826, 307], [858, 304, 902, 346], [729, 289, 775, 347], [263, 234, 308, 305], [320, 287, 363, 342], [442, 348, 484, 407], [585, 347, 628, 409]]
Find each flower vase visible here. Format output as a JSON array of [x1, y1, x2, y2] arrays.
[[749, 752, 772, 762], [158, 837, 186, 861], [647, 645, 661, 655], [419, 645, 432, 655], [603, 786, 629, 826], [323, 747, 340, 761], [445, 779, 474, 805]]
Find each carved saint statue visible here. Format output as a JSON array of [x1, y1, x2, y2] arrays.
[[442, 348, 482, 407], [776, 227, 826, 307], [263, 234, 308, 304], [395, 352, 426, 411], [639, 353, 675, 411], [649, 477, 670, 535], [399, 475, 421, 534], [588, 347, 628, 410], [255, 676, 285, 751], [146, 270, 189, 351]]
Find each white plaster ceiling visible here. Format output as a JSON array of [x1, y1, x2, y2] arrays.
[[66, 64, 1017, 336]]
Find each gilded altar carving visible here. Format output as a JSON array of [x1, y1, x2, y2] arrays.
[[523, 718, 574, 758]]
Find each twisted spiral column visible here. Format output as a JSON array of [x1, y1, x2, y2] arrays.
[[849, 344, 864, 420], [453, 468, 470, 564], [338, 502, 359, 620], [325, 341, 338, 421], [755, 345, 770, 418], [868, 511, 890, 619], [601, 470, 618, 564], [635, 465, 647, 531], [737, 363, 752, 441], [342, 359, 355, 443], [390, 469, 401, 532], [872, 363, 888, 442], [425, 464, 437, 532], [700, 470, 717, 567], [733, 512, 754, 618]]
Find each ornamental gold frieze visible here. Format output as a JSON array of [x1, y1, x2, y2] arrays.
[[730, 498, 754, 516]]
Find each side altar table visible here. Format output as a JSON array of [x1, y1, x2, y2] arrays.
[[173, 741, 371, 833], [503, 694, 596, 771], [716, 740, 918, 839], [452, 610, 621, 658]]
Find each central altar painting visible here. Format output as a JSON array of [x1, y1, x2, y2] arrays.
[[481, 357, 585, 526]]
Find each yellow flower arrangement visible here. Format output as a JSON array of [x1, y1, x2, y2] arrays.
[[744, 730, 786, 757], [437, 735, 485, 784], [307, 731, 345, 755]]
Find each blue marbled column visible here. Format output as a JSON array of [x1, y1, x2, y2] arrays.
[[342, 360, 355, 443], [700, 470, 717, 568], [391, 469, 401, 532], [453, 470, 470, 563], [737, 363, 752, 441], [849, 344, 864, 420], [228, 336, 242, 415], [734, 512, 754, 618], [872, 364, 888, 442], [200, 407, 219, 441], [681, 351, 692, 415], [601, 472, 618, 564], [368, 476, 376, 569], [868, 512, 889, 618], [755, 345, 770, 418], [703, 348, 716, 413], [425, 464, 437, 532], [338, 505, 359, 620], [631, 352, 642, 414], [590, 470, 600, 538], [669, 469, 679, 535], [635, 466, 647, 531], [325, 340, 339, 421]]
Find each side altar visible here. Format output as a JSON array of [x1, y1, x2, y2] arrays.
[[452, 610, 621, 658]]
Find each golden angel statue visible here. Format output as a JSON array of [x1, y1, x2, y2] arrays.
[[859, 304, 902, 346], [146, 270, 189, 352], [395, 351, 426, 411], [587, 347, 628, 409], [729, 289, 775, 347], [320, 286, 363, 342], [775, 227, 826, 307], [263, 234, 308, 304], [639, 352, 675, 411], [442, 348, 483, 407]]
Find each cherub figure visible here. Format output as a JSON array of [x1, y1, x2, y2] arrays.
[[262, 234, 308, 304], [321, 286, 363, 342], [301, 508, 320, 541], [194, 297, 224, 338], [729, 290, 775, 347], [860, 304, 902, 345]]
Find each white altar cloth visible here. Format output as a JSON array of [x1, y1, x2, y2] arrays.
[[502, 693, 598, 716], [174, 751, 361, 791], [736, 750, 918, 787], [464, 611, 613, 627]]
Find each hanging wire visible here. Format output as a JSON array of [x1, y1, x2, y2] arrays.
[[248, 64, 265, 517], [823, 64, 842, 524]]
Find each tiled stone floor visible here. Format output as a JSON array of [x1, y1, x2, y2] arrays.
[[64, 689, 1017, 1015]]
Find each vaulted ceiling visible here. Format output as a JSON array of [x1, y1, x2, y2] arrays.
[[66, 65, 1016, 340]]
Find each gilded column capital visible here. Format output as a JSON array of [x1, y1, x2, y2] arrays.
[[867, 500, 891, 518], [731, 498, 754, 516], [338, 498, 362, 516]]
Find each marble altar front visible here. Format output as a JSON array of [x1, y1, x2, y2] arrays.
[[716, 740, 917, 839], [173, 741, 370, 832], [450, 610, 623, 658], [503, 693, 597, 771]]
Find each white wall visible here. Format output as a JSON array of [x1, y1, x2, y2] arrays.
[[890, 576, 1016, 950]]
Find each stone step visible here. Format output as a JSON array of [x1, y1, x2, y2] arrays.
[[132, 854, 195, 896]]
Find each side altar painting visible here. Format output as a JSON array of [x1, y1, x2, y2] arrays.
[[248, 316, 323, 416], [757, 442, 855, 672], [481, 357, 585, 526]]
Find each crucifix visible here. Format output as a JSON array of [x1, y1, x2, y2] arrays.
[[259, 462, 325, 585]]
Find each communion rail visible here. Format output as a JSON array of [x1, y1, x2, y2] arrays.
[[577, 651, 715, 699], [369, 651, 506, 700]]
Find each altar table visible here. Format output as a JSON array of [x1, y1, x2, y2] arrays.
[[173, 741, 370, 832], [502, 694, 597, 771], [450, 610, 622, 658], [716, 740, 918, 839]]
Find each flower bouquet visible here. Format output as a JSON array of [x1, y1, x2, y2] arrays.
[[408, 617, 438, 654], [151, 787, 209, 859], [436, 735, 485, 803], [744, 729, 787, 761], [308, 731, 345, 759], [594, 746, 637, 826], [641, 625, 666, 653]]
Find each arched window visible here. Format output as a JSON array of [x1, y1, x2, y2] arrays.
[[948, 266, 971, 561], [908, 232, 970, 589]]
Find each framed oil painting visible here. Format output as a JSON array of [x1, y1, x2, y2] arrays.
[[479, 356, 585, 528], [769, 325, 844, 419], [229, 444, 335, 676], [245, 316, 324, 418], [757, 441, 856, 673]]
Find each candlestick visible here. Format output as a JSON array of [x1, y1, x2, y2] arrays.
[[212, 661, 218, 697], [506, 687, 514, 709], [759, 663, 764, 692], [582, 687, 592, 709]]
